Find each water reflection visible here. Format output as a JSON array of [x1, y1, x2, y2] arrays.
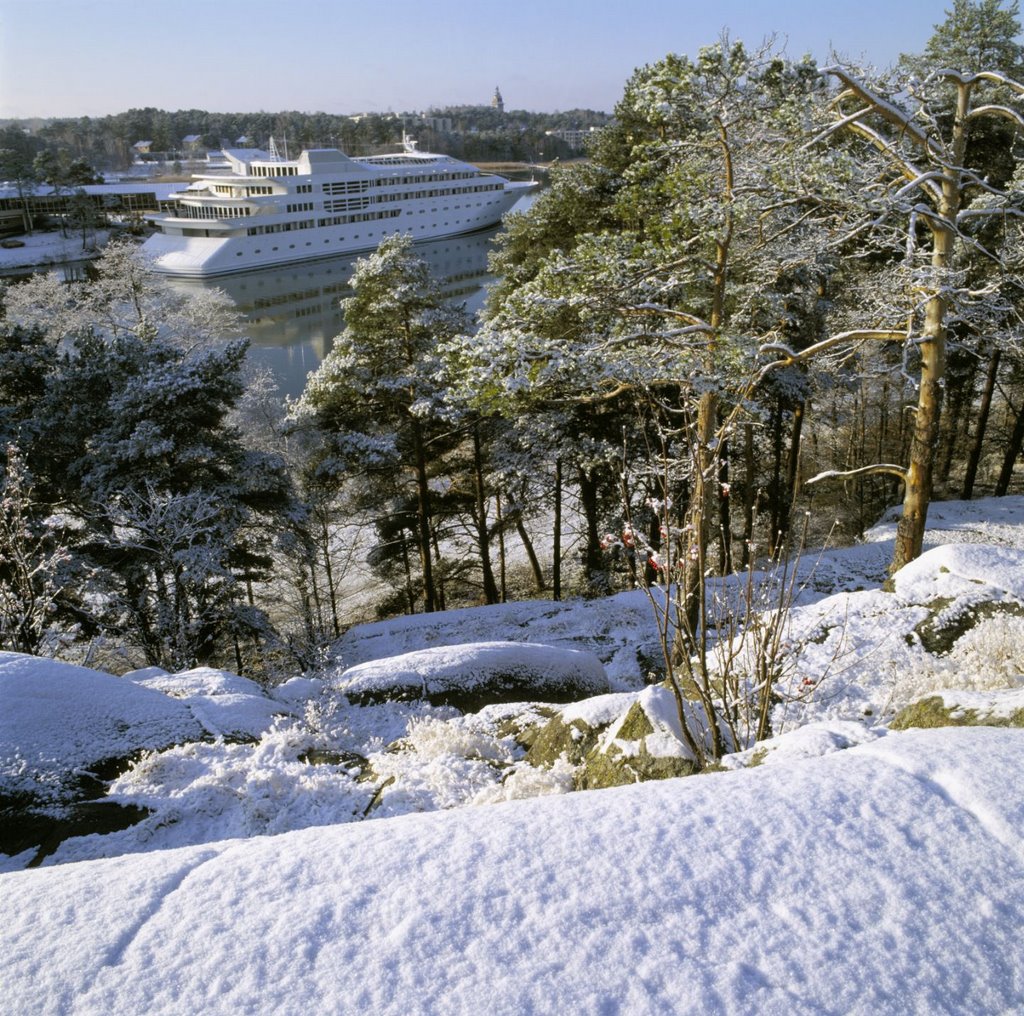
[[167, 227, 502, 397]]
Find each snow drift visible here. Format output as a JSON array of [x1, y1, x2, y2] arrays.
[[1, 726, 1022, 1015]]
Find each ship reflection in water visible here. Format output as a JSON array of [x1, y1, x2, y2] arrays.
[[167, 226, 500, 398]]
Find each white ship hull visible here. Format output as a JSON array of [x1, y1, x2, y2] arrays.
[[142, 144, 536, 278]]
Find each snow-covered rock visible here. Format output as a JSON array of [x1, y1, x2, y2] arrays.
[[892, 543, 1024, 604], [524, 692, 639, 768], [270, 675, 324, 706], [0, 652, 204, 801], [331, 590, 660, 690], [721, 720, 886, 769], [333, 641, 610, 710], [2, 727, 1023, 1015], [128, 666, 295, 740], [577, 684, 708, 788], [128, 666, 266, 698], [891, 686, 1024, 730]]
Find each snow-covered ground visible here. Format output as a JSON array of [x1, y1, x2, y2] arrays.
[[3, 727, 1022, 1015], [0, 229, 111, 271], [2, 496, 1024, 1013]]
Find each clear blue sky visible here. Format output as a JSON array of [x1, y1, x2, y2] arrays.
[[0, 0, 981, 118]]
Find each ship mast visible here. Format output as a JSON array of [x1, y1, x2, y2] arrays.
[[267, 136, 290, 161]]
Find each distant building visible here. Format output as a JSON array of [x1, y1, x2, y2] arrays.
[[491, 86, 504, 114], [400, 113, 453, 133], [0, 207, 27, 237], [132, 140, 153, 154], [422, 115, 453, 132], [0, 180, 182, 226], [544, 126, 603, 151]]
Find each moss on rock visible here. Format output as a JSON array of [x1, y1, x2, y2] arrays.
[[495, 706, 559, 752], [577, 740, 697, 790], [575, 691, 698, 789], [614, 701, 655, 741], [525, 715, 602, 768], [891, 695, 1024, 730], [913, 599, 1024, 656]]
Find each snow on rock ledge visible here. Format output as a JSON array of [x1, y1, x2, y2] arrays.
[[0, 652, 204, 799], [891, 686, 1024, 730], [4, 728, 1023, 1014], [333, 641, 610, 711], [126, 665, 294, 740], [892, 544, 1024, 604]]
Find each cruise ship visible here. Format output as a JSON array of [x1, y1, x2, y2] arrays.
[[142, 140, 536, 277]]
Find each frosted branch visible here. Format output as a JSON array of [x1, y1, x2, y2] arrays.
[[892, 171, 952, 202], [966, 104, 1024, 129], [822, 66, 942, 158], [759, 328, 909, 366], [970, 70, 1024, 94], [801, 104, 874, 149], [956, 207, 1024, 221], [805, 464, 907, 486], [843, 122, 942, 199], [620, 305, 715, 331]]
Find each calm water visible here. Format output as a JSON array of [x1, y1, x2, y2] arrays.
[[166, 194, 535, 397]]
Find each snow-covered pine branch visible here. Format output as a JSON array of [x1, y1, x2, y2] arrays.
[[759, 328, 910, 366], [966, 103, 1024, 129], [805, 463, 909, 486], [822, 65, 943, 159]]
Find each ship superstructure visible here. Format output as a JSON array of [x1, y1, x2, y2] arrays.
[[143, 142, 534, 276]]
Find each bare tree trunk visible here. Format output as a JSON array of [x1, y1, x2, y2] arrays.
[[937, 347, 976, 486], [889, 78, 971, 573], [787, 400, 805, 516], [317, 509, 340, 637], [892, 273, 948, 571], [431, 525, 446, 612], [401, 534, 415, 614], [411, 419, 436, 611], [495, 491, 508, 602], [718, 434, 732, 574], [577, 467, 604, 591], [553, 459, 562, 601], [962, 348, 1000, 500], [513, 511, 546, 592], [995, 396, 1024, 496], [741, 421, 755, 568], [768, 398, 784, 553], [682, 390, 717, 637], [471, 424, 499, 604]]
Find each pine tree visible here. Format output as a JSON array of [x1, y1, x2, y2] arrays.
[[294, 235, 469, 613], [796, 60, 1024, 570], [0, 246, 294, 669]]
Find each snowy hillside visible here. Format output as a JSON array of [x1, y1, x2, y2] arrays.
[[2, 497, 1024, 1013], [3, 727, 1023, 1015]]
